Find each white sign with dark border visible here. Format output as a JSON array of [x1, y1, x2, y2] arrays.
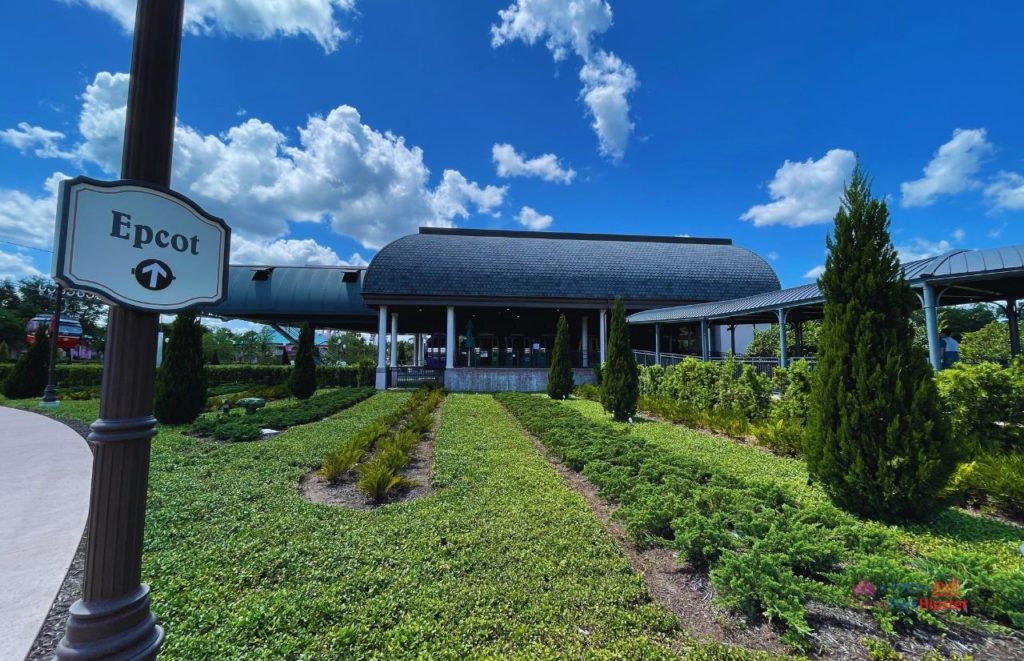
[[53, 176, 230, 312]]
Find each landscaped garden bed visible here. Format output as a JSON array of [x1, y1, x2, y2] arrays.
[[498, 392, 1024, 658], [303, 387, 444, 508], [189, 386, 374, 441], [9, 393, 786, 658]]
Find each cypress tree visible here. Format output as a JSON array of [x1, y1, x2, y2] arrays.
[[3, 327, 49, 399], [154, 311, 207, 424], [288, 322, 317, 400], [805, 167, 956, 522], [547, 314, 574, 399], [600, 297, 638, 421]]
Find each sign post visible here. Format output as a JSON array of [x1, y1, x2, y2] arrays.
[[56, 1, 191, 658]]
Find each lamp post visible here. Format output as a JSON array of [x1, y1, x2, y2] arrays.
[[40, 284, 64, 407]]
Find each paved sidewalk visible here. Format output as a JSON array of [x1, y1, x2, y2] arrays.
[[0, 406, 92, 661]]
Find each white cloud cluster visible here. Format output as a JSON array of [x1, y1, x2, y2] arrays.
[[0, 123, 71, 159], [803, 265, 825, 280], [491, 0, 638, 160], [985, 171, 1024, 211], [900, 129, 992, 207], [516, 206, 554, 230], [740, 149, 857, 227], [0, 251, 43, 281], [230, 236, 366, 266], [3, 72, 508, 260], [64, 0, 356, 52], [0, 173, 67, 250], [492, 143, 575, 183], [895, 238, 953, 263]]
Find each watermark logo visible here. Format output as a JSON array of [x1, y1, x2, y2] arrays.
[[853, 579, 967, 614]]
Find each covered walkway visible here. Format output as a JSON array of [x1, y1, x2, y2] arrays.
[[0, 407, 92, 660], [628, 245, 1024, 370]]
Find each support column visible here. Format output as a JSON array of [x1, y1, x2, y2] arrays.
[[376, 306, 388, 389], [414, 334, 421, 367], [599, 309, 608, 364], [654, 323, 661, 366], [390, 313, 398, 368], [700, 319, 710, 361], [581, 316, 589, 367], [777, 309, 788, 368], [728, 324, 737, 356], [446, 306, 455, 369], [922, 284, 941, 370], [1007, 300, 1020, 358]]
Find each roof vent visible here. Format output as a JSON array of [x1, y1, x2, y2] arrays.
[[341, 270, 360, 283], [251, 268, 274, 281]]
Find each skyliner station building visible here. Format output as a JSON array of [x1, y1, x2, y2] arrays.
[[204, 227, 1024, 391]]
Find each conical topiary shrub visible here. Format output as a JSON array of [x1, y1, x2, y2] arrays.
[[547, 314, 574, 399], [154, 311, 208, 424], [805, 167, 957, 522], [288, 322, 317, 400], [600, 298, 638, 421], [3, 327, 49, 399]]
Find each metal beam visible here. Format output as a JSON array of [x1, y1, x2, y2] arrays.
[[654, 323, 661, 365], [777, 309, 788, 368], [922, 284, 941, 370]]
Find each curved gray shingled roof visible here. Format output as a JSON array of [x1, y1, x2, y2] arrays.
[[362, 228, 781, 305], [629, 244, 1024, 325]]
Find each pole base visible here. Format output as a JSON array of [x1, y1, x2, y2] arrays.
[[56, 584, 163, 660], [39, 399, 60, 408]]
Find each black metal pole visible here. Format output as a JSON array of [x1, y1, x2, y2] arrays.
[[1008, 299, 1020, 358], [56, 1, 184, 658], [41, 284, 64, 405]]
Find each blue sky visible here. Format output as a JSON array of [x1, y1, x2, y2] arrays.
[[2, 0, 1023, 289]]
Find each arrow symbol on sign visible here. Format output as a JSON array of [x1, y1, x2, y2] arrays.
[[140, 262, 167, 289]]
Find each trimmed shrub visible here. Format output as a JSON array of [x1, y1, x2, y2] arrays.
[[944, 452, 1024, 519], [600, 297, 638, 421], [960, 321, 1010, 364], [547, 314, 574, 399], [935, 361, 1023, 454], [805, 168, 956, 522], [288, 322, 317, 400], [573, 383, 600, 401], [3, 327, 49, 399], [155, 312, 208, 425]]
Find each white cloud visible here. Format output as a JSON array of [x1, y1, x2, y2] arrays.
[[492, 143, 575, 183], [0, 250, 44, 281], [895, 238, 953, 263], [491, 0, 638, 160], [900, 128, 992, 207], [740, 149, 857, 227], [984, 171, 1024, 211], [579, 51, 638, 160], [0, 122, 72, 159], [803, 265, 825, 279], [0, 173, 67, 250], [230, 236, 366, 266], [767, 251, 779, 261], [516, 206, 553, 230], [63, 0, 356, 53], [2, 72, 507, 251], [952, 228, 966, 241]]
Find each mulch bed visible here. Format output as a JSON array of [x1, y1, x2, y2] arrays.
[[301, 401, 441, 510]]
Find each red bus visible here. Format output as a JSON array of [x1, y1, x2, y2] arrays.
[[25, 315, 84, 351]]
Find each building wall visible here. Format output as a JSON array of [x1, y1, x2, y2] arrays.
[[444, 367, 597, 392]]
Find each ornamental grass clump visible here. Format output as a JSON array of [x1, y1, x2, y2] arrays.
[[805, 168, 957, 523]]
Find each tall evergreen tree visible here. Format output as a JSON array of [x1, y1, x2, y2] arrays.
[[600, 298, 638, 421], [288, 322, 317, 400], [805, 167, 956, 522], [547, 314, 574, 399], [3, 327, 49, 399], [154, 311, 207, 424]]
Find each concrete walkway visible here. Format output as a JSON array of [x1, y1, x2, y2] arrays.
[[0, 406, 92, 660]]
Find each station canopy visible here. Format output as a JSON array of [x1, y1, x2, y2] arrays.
[[627, 245, 1024, 327]]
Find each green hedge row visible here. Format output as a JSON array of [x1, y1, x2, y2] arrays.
[[496, 392, 1024, 646], [0, 362, 375, 389], [190, 387, 374, 442]]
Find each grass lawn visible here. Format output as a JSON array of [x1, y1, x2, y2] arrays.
[[3, 393, 770, 658]]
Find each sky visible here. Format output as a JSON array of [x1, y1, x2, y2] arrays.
[[1, 0, 1023, 292]]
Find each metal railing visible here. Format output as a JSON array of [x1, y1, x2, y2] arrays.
[[633, 351, 817, 379], [632, 350, 695, 367], [389, 367, 444, 388]]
